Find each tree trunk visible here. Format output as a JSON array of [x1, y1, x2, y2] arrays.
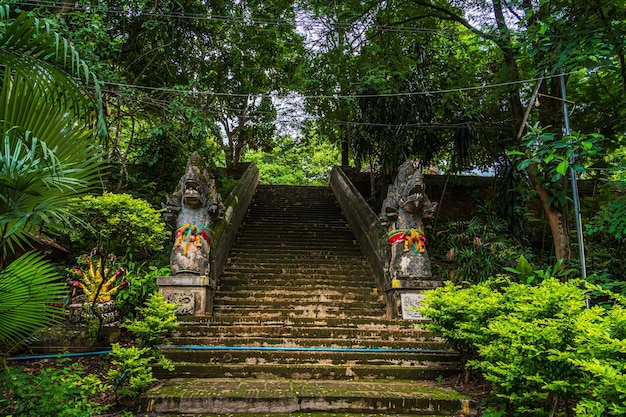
[[527, 166, 572, 262], [492, 0, 571, 262], [341, 139, 349, 167]]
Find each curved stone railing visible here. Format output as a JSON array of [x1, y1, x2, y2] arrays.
[[329, 166, 390, 311], [211, 162, 259, 284]]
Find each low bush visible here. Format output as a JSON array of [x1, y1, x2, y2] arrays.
[[420, 276, 626, 416], [109, 292, 178, 399], [66, 192, 169, 262], [0, 361, 109, 416]]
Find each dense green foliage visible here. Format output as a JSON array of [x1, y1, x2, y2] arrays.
[[433, 215, 527, 284], [66, 193, 169, 262], [115, 265, 168, 319], [510, 125, 604, 209], [0, 360, 109, 416], [245, 130, 340, 185], [421, 277, 626, 416], [110, 292, 178, 398]]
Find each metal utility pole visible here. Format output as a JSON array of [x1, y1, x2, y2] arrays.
[[560, 73, 590, 308]]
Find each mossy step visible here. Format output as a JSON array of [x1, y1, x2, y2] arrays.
[[168, 337, 449, 351], [154, 362, 462, 380], [217, 286, 377, 295], [242, 214, 347, 221], [213, 293, 380, 304], [216, 286, 376, 296], [239, 219, 346, 229], [140, 378, 471, 415], [225, 258, 366, 267], [226, 253, 367, 263], [225, 251, 365, 260], [219, 270, 372, 280], [136, 413, 460, 417], [210, 309, 387, 320], [174, 325, 437, 341], [212, 303, 386, 315], [233, 232, 357, 240], [177, 316, 427, 329], [220, 266, 374, 280], [161, 347, 460, 366], [230, 243, 361, 252], [217, 281, 375, 291], [224, 257, 365, 265], [228, 248, 364, 256], [239, 220, 351, 228], [221, 265, 369, 274]]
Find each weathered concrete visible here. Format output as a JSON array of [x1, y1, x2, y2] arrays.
[[140, 379, 471, 415], [329, 166, 389, 316], [210, 162, 259, 284], [157, 274, 217, 315]]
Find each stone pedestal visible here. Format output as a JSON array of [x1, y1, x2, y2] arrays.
[[157, 274, 216, 316], [384, 279, 442, 320]]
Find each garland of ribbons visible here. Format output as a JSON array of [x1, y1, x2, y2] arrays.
[[387, 228, 427, 253], [174, 223, 214, 255]]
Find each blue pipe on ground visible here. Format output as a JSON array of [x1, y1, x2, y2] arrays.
[[6, 350, 112, 361], [7, 345, 453, 361], [167, 346, 453, 354]]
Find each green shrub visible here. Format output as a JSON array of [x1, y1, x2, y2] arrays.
[[0, 361, 109, 416], [109, 292, 179, 398], [115, 265, 168, 319], [420, 276, 626, 416], [67, 192, 169, 262], [108, 343, 157, 398], [123, 292, 179, 350], [434, 216, 527, 284]]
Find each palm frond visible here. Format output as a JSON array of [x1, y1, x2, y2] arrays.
[[0, 65, 103, 256], [0, 7, 107, 140], [0, 251, 67, 348]]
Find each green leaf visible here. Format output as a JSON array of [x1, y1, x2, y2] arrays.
[[518, 159, 532, 170], [556, 161, 569, 175], [0, 252, 66, 347]]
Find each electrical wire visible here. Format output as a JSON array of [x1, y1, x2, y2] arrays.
[[9, 0, 588, 38], [97, 71, 578, 100]]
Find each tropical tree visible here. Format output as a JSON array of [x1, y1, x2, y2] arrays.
[[304, 0, 623, 262], [0, 5, 105, 352]]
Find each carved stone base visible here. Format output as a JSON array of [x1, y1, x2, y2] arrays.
[[384, 280, 443, 320], [157, 274, 216, 316]]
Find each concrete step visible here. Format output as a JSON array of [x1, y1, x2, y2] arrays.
[[176, 316, 425, 329], [214, 291, 381, 304], [219, 269, 372, 282], [217, 284, 377, 295], [174, 324, 437, 341], [227, 247, 365, 257], [161, 347, 460, 366], [226, 251, 366, 262], [140, 378, 470, 415], [225, 254, 365, 265], [212, 305, 386, 319], [154, 362, 461, 381], [168, 337, 449, 351]]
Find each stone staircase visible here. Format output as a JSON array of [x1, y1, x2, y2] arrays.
[[140, 185, 471, 416]]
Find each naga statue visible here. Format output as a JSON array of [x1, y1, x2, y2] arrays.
[[164, 152, 225, 277], [380, 160, 437, 281]]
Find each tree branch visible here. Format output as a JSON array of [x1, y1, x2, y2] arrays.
[[410, 0, 492, 40]]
